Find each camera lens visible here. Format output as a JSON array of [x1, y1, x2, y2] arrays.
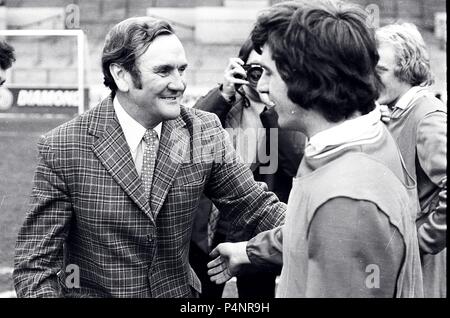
[[233, 64, 263, 89], [247, 65, 263, 87]]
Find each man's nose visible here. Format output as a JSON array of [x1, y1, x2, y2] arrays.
[[257, 73, 268, 94], [168, 73, 186, 91]]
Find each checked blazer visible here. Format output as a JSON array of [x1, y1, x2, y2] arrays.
[[13, 95, 286, 298]]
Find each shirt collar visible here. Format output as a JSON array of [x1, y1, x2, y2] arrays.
[[113, 97, 162, 153], [305, 105, 382, 158], [394, 86, 427, 110]]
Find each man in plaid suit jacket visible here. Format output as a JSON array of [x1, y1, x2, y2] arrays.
[[13, 17, 285, 298]]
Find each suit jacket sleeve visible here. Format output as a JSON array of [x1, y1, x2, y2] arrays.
[[193, 87, 233, 127], [203, 115, 286, 242], [415, 111, 447, 254], [246, 226, 283, 269], [13, 136, 72, 298]]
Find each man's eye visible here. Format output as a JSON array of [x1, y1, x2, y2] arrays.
[[154, 67, 171, 76], [158, 70, 170, 76], [179, 66, 187, 74]]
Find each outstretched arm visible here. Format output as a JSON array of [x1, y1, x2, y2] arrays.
[[207, 242, 250, 285], [204, 115, 286, 242], [207, 226, 283, 284]]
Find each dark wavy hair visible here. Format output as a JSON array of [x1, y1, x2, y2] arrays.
[[0, 40, 16, 70], [251, 0, 381, 123], [102, 17, 174, 96], [238, 36, 254, 63]]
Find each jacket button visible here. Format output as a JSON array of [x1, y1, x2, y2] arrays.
[[147, 234, 153, 242]]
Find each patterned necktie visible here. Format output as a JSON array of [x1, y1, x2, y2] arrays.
[[141, 129, 159, 199]]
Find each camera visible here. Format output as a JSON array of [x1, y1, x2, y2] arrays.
[[234, 63, 264, 87]]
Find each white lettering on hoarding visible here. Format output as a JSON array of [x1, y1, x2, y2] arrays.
[[16, 89, 79, 107]]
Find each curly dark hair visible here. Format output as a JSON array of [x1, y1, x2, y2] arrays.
[[251, 0, 382, 123], [237, 36, 254, 63], [102, 17, 173, 96], [0, 40, 16, 70]]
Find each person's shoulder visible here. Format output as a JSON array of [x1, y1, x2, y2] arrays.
[[180, 105, 222, 129], [40, 97, 107, 145], [310, 197, 404, 262], [312, 197, 382, 231], [42, 106, 93, 138], [412, 90, 447, 115], [40, 115, 83, 143], [305, 152, 409, 209]]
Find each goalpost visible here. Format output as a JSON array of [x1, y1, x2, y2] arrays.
[[0, 29, 86, 115]]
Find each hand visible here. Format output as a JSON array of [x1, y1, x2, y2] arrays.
[[207, 242, 250, 284], [379, 104, 392, 124], [220, 58, 249, 102]]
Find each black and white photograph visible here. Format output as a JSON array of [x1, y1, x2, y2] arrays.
[[0, 0, 446, 302]]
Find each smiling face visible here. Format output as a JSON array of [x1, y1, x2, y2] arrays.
[[123, 34, 188, 128]]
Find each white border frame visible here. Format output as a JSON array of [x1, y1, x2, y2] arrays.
[[0, 29, 86, 115]]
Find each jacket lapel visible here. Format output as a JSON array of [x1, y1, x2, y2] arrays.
[[90, 96, 154, 221], [150, 116, 189, 218]]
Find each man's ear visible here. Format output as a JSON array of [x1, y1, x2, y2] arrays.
[[109, 63, 130, 92]]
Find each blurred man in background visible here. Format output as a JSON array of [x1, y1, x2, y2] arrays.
[[0, 40, 16, 87], [376, 23, 447, 298]]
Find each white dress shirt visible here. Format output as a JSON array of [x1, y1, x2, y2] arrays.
[[113, 97, 162, 176]]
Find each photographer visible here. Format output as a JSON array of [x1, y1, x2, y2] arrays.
[[190, 37, 305, 298]]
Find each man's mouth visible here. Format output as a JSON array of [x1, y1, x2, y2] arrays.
[[159, 96, 179, 101]]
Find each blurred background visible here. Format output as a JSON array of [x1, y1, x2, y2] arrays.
[[0, 0, 447, 112], [0, 0, 447, 298]]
